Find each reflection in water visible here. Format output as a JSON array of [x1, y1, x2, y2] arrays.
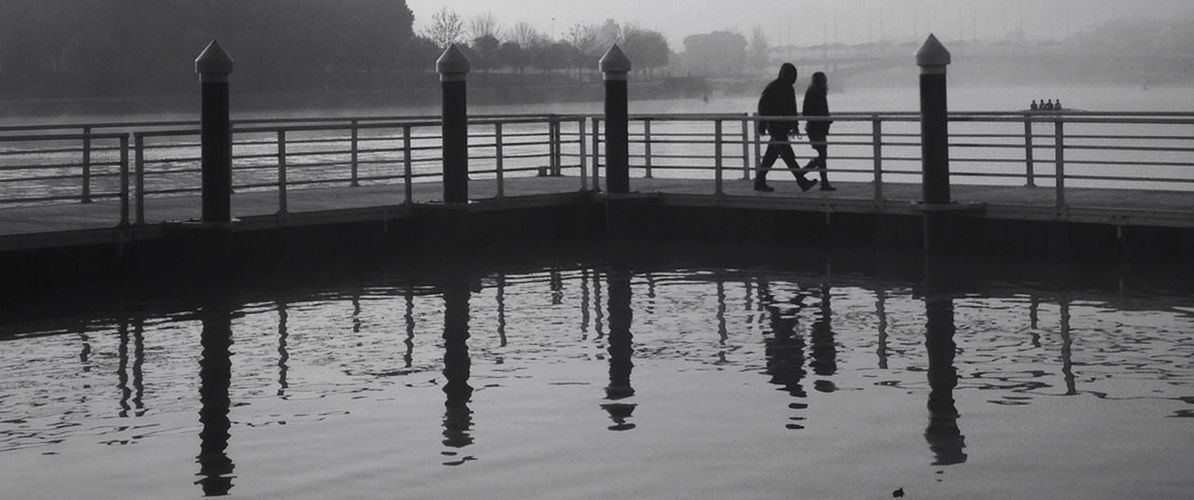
[[924, 266, 967, 466], [132, 317, 145, 416], [758, 278, 809, 430], [550, 270, 564, 306], [602, 270, 636, 431], [876, 289, 889, 369], [497, 275, 507, 349], [403, 288, 415, 369], [277, 300, 289, 397], [716, 279, 728, 363], [580, 269, 591, 339], [810, 284, 837, 393], [118, 319, 131, 417], [441, 280, 475, 465], [196, 303, 235, 496], [1060, 299, 1077, 396]]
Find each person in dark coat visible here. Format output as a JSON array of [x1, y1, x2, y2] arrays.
[[802, 72, 835, 191], [755, 63, 818, 192]]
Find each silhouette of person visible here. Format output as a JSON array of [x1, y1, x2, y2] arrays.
[[755, 63, 818, 192], [1055, 99, 1063, 111], [802, 72, 836, 191], [1030, 100, 1039, 111], [1045, 99, 1055, 111]]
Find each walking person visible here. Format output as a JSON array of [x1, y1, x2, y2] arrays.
[[802, 72, 835, 191], [755, 63, 818, 192]]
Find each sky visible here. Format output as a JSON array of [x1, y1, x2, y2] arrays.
[[406, 0, 1190, 48]]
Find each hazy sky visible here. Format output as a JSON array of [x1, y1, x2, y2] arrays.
[[407, 0, 1189, 48]]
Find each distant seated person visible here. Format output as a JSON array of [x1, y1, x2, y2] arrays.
[[1031, 100, 1039, 111], [1044, 99, 1055, 110]]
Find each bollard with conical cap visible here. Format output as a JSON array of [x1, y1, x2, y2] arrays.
[[196, 40, 234, 223], [917, 34, 951, 206], [600, 45, 632, 194], [437, 45, 471, 204]]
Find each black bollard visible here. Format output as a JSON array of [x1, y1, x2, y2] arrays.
[[600, 45, 631, 194], [917, 34, 951, 206], [195, 40, 234, 224], [437, 46, 471, 205]]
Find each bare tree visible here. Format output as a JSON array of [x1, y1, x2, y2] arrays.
[[422, 7, 465, 49], [509, 21, 545, 48], [468, 12, 501, 41], [748, 26, 770, 75]]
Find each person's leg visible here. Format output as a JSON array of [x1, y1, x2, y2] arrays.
[[778, 143, 818, 191], [807, 133, 833, 190], [755, 136, 781, 190]]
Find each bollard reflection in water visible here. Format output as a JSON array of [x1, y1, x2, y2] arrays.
[[810, 283, 837, 393], [923, 260, 967, 466], [195, 301, 235, 496], [441, 279, 476, 465], [601, 270, 636, 431]]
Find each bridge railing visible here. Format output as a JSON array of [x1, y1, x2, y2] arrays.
[[0, 131, 130, 226]]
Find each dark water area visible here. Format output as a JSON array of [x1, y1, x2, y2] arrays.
[[2, 241, 1193, 499]]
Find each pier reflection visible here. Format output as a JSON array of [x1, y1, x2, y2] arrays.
[[758, 278, 809, 430], [195, 302, 235, 496], [810, 283, 837, 393], [602, 270, 636, 431], [923, 260, 967, 466], [276, 300, 289, 397], [441, 279, 475, 465]]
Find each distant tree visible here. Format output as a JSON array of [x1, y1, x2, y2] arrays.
[[748, 26, 770, 75], [423, 7, 465, 49], [622, 28, 669, 77], [596, 19, 624, 49], [497, 40, 528, 84], [471, 34, 502, 77], [399, 35, 444, 75], [683, 31, 749, 77], [509, 21, 545, 48], [468, 12, 502, 41], [566, 23, 601, 79]]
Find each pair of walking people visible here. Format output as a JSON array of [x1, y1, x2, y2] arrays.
[[755, 63, 835, 192]]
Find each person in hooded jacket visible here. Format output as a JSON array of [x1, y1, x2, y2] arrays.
[[755, 63, 818, 192], [802, 72, 836, 191]]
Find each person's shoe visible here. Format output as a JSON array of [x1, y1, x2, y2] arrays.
[[819, 183, 837, 192], [797, 177, 818, 192], [754, 183, 775, 192]]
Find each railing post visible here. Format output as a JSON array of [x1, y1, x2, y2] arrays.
[[918, 34, 951, 206], [119, 135, 129, 227], [714, 119, 724, 196], [437, 45, 470, 204], [643, 119, 653, 178], [752, 113, 762, 171], [551, 116, 561, 176], [1024, 114, 1036, 187], [195, 40, 234, 224], [277, 130, 287, 216], [740, 115, 750, 180], [134, 134, 146, 225], [591, 117, 601, 192], [600, 45, 631, 194], [1054, 120, 1065, 212], [403, 125, 414, 206], [82, 126, 93, 204], [495, 122, 504, 199], [872, 116, 883, 203], [350, 120, 360, 187], [579, 118, 589, 191]]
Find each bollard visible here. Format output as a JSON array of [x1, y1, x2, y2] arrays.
[[195, 40, 234, 224], [437, 45, 470, 204], [917, 34, 951, 206], [600, 45, 631, 194]]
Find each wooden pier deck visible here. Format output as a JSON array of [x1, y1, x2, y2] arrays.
[[2, 176, 1193, 252]]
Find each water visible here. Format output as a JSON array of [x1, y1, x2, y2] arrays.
[[2, 247, 1193, 499]]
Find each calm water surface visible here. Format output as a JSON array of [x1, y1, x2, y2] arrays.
[[2, 252, 1193, 499]]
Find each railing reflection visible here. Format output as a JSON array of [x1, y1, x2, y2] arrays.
[[441, 279, 475, 465], [601, 270, 636, 431], [195, 302, 235, 496], [811, 283, 837, 393], [276, 300, 289, 397]]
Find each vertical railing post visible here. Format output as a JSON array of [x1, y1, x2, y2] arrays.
[[195, 40, 234, 223], [714, 119, 724, 196], [579, 118, 589, 191], [872, 116, 884, 203], [119, 135, 129, 227], [81, 126, 93, 203], [551, 116, 562, 176], [437, 45, 471, 204], [740, 115, 750, 180], [752, 113, 762, 171], [403, 125, 414, 206], [277, 130, 288, 216], [600, 45, 631, 194], [134, 134, 146, 225], [495, 122, 504, 199], [350, 120, 360, 187], [643, 118, 653, 178], [1024, 114, 1036, 187], [1054, 120, 1065, 212], [591, 117, 601, 192]]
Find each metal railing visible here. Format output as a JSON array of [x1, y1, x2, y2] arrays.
[[2, 111, 1194, 229]]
